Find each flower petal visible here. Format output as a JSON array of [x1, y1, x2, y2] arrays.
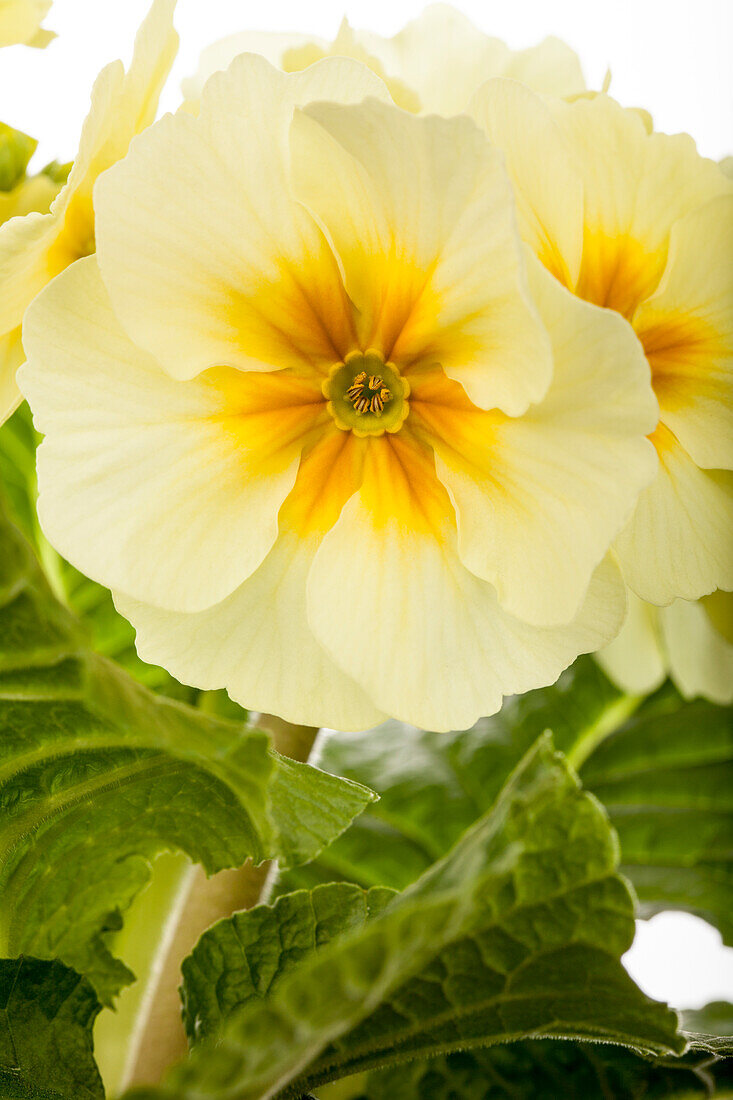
[[468, 78, 584, 289], [352, 6, 584, 115], [0, 326, 24, 423], [0, 0, 177, 343], [551, 95, 730, 316], [0, 207, 59, 342], [181, 31, 325, 111], [418, 258, 658, 626], [614, 424, 733, 604], [291, 97, 551, 414], [19, 256, 320, 611], [634, 195, 733, 471], [115, 430, 386, 730], [0, 0, 52, 47], [95, 54, 390, 381], [660, 595, 733, 705], [595, 589, 667, 696], [307, 434, 626, 731]]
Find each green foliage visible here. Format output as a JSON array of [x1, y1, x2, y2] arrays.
[[181, 883, 397, 1043], [0, 505, 375, 1006], [581, 696, 733, 942], [137, 736, 682, 1100], [2, 406, 729, 1097], [355, 1003, 733, 1099], [348, 1032, 733, 1100], [280, 659, 733, 944], [0, 125, 36, 192], [0, 956, 103, 1100]]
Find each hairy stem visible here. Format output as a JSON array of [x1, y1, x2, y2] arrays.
[[106, 719, 319, 1091]]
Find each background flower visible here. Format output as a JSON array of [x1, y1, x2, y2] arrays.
[[182, 3, 585, 115], [469, 81, 733, 606], [598, 588, 733, 704], [0, 0, 53, 48], [0, 0, 177, 423], [0, 123, 61, 419]]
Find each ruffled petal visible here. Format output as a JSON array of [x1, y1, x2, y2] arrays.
[[418, 258, 658, 626], [352, 6, 584, 115], [291, 97, 551, 414], [181, 31, 327, 111], [634, 195, 733, 470], [95, 55, 390, 380], [307, 433, 626, 731], [468, 78, 584, 288], [115, 430, 385, 730], [614, 424, 733, 604], [19, 257, 320, 611], [551, 95, 730, 318]]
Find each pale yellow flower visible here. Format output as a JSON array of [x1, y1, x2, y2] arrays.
[[20, 55, 658, 731], [0, 124, 62, 418], [0, 0, 178, 422], [469, 82, 733, 606], [182, 3, 585, 116], [598, 589, 733, 704], [0, 0, 53, 48]]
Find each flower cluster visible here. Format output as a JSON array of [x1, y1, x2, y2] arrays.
[[8, 2, 733, 728]]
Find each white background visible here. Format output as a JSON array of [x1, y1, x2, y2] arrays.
[[2, 0, 733, 1015], [1, 0, 732, 164]]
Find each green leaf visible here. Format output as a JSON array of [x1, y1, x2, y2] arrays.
[[579, 696, 733, 942], [0, 125, 36, 192], [181, 883, 397, 1043], [683, 1000, 733, 1040], [138, 735, 682, 1100], [0, 506, 375, 1005], [280, 659, 733, 944], [0, 956, 103, 1100], [348, 1033, 733, 1100]]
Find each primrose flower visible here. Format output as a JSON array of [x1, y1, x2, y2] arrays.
[[21, 56, 658, 731], [0, 0, 53, 48], [182, 3, 585, 116], [598, 589, 733, 705], [0, 124, 61, 418], [0, 0, 177, 422], [470, 82, 733, 606]]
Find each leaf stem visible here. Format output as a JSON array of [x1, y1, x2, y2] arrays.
[[103, 719, 320, 1092], [565, 692, 643, 771]]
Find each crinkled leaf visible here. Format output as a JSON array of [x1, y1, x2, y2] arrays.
[[0, 125, 36, 192], [281, 659, 732, 943], [352, 1031, 733, 1100], [579, 696, 733, 942], [136, 735, 682, 1100], [181, 883, 397, 1043], [0, 956, 103, 1100], [0, 507, 375, 1005]]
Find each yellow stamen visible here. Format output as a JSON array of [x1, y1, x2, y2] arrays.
[[346, 371, 392, 417]]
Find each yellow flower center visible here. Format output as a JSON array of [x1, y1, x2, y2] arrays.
[[323, 350, 410, 437], [346, 372, 392, 416]]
